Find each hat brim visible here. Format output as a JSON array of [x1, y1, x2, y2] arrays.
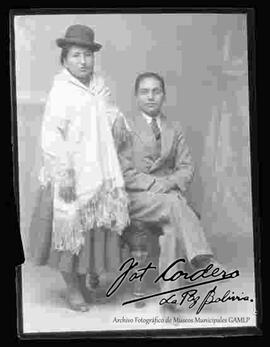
[[56, 38, 102, 51]]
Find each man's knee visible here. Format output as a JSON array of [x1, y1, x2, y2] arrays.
[[163, 194, 181, 215]]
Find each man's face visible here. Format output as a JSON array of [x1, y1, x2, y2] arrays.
[[136, 77, 165, 117], [64, 45, 94, 83]]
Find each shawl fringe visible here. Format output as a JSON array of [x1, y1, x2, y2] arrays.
[[52, 179, 130, 255]]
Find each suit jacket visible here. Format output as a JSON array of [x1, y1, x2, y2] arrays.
[[113, 113, 212, 264], [113, 112, 195, 194]]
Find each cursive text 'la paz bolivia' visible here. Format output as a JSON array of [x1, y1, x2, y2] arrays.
[[106, 257, 241, 306], [159, 285, 253, 314]]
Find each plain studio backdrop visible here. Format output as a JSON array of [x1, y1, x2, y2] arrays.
[[14, 13, 254, 276]]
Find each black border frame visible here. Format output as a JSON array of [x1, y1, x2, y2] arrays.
[[9, 7, 262, 340]]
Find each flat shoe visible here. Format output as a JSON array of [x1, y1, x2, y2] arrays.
[[66, 291, 90, 312], [67, 299, 90, 312]]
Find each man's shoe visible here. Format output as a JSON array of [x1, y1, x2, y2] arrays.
[[190, 257, 234, 285], [191, 256, 228, 273]]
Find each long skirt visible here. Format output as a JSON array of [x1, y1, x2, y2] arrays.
[[47, 229, 126, 277], [28, 184, 160, 286], [28, 183, 129, 280]]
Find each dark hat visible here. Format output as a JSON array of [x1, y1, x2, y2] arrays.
[[56, 24, 102, 51]]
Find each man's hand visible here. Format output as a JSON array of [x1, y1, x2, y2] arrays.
[[149, 178, 175, 194]]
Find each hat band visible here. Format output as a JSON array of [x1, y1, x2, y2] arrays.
[[56, 37, 102, 51]]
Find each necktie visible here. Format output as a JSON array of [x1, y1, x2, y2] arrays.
[[151, 117, 161, 140], [150, 117, 161, 159]]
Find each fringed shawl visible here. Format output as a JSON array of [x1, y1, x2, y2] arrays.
[[39, 68, 130, 254]]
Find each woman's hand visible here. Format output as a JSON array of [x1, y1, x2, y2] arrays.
[[59, 185, 76, 203], [58, 168, 76, 203]]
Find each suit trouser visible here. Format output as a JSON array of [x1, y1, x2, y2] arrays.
[[128, 190, 213, 292]]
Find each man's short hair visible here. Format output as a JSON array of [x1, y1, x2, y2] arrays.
[[134, 72, 166, 95]]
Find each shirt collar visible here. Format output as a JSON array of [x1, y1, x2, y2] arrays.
[[141, 112, 162, 129]]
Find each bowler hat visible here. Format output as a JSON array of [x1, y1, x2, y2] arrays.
[[56, 24, 102, 51]]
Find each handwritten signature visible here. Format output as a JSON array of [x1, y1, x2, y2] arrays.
[[106, 257, 253, 313], [159, 286, 253, 314]]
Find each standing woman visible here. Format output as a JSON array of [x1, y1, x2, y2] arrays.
[[32, 25, 130, 312]]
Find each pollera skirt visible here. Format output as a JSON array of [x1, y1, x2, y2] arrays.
[[29, 182, 129, 279], [47, 228, 129, 278]]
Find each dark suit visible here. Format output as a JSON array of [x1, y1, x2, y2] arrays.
[[113, 113, 213, 291]]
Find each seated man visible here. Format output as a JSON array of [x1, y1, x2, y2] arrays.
[[113, 72, 220, 313]]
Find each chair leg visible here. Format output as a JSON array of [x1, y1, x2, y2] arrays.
[[130, 249, 148, 308]]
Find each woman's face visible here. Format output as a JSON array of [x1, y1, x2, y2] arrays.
[[63, 45, 94, 84]]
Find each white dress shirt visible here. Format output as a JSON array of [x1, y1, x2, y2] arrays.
[[141, 112, 162, 132]]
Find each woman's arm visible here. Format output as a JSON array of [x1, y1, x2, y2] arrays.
[[112, 116, 156, 192], [92, 75, 155, 191]]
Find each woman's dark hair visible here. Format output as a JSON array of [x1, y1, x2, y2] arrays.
[[134, 72, 166, 95], [60, 45, 71, 65]]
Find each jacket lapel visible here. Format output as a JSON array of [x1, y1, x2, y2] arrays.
[[131, 113, 175, 171], [149, 114, 175, 172], [160, 114, 174, 159], [132, 114, 155, 144]]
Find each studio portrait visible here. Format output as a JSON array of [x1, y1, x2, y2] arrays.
[[12, 11, 258, 335]]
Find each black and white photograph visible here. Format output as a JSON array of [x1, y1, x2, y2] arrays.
[[11, 10, 261, 337]]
